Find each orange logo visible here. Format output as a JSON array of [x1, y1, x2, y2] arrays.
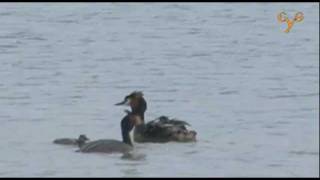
[[277, 12, 304, 33]]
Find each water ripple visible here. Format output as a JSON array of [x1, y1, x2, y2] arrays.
[[289, 151, 319, 156], [0, 96, 30, 100], [219, 90, 238, 95], [261, 93, 319, 99]]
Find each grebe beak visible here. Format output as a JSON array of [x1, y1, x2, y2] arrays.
[[115, 99, 129, 106]]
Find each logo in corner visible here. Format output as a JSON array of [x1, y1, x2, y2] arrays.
[[277, 11, 304, 33]]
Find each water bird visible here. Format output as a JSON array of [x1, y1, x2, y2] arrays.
[[53, 134, 90, 147], [76, 114, 136, 154], [115, 91, 197, 143]]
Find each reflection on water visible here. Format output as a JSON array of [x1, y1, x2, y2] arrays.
[[0, 2, 319, 177], [120, 168, 140, 177], [121, 152, 147, 161]]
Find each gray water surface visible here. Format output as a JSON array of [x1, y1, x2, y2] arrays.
[[0, 3, 319, 177]]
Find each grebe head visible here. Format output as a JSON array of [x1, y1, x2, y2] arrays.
[[115, 91, 147, 119], [79, 134, 89, 141], [76, 134, 90, 147]]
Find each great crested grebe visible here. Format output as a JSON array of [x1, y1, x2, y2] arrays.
[[115, 91, 197, 143], [76, 112, 137, 154]]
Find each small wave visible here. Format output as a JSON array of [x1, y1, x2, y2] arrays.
[[211, 72, 234, 76], [267, 164, 283, 167], [16, 82, 44, 87], [30, 118, 45, 122], [24, 66, 46, 70], [114, 85, 149, 89], [0, 45, 18, 49], [0, 12, 12, 16], [153, 99, 175, 103], [26, 36, 47, 41], [289, 150, 319, 156], [184, 150, 199, 155], [263, 125, 276, 129], [0, 96, 30, 100], [70, 95, 83, 99], [56, 20, 79, 24], [262, 93, 319, 99], [219, 90, 238, 95], [236, 15, 250, 19], [241, 65, 254, 69], [267, 132, 287, 136], [0, 35, 17, 39], [295, 65, 317, 70], [189, 53, 211, 58], [141, 35, 164, 39], [234, 157, 252, 163], [268, 87, 288, 91], [275, 121, 290, 125], [103, 17, 121, 20], [149, 89, 178, 93]]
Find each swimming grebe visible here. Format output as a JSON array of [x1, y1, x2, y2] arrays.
[[77, 113, 136, 153], [115, 91, 197, 143], [53, 134, 89, 146]]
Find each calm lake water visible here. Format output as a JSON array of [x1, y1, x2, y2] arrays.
[[0, 3, 319, 177]]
